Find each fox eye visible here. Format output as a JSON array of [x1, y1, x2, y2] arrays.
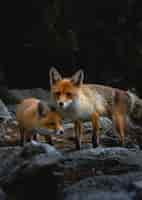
[[66, 92, 72, 97], [55, 91, 61, 96], [48, 122, 55, 126]]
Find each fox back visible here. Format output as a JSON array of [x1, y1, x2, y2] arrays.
[[50, 68, 120, 120]]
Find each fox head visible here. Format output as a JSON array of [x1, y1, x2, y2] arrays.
[[16, 98, 64, 135], [49, 67, 84, 110], [37, 101, 64, 135]]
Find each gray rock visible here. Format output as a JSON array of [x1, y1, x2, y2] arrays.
[[132, 180, 142, 200], [65, 191, 133, 200], [63, 147, 142, 200], [62, 147, 142, 187], [83, 117, 142, 149], [64, 173, 142, 200], [0, 143, 64, 200], [0, 188, 7, 200], [8, 88, 50, 102], [30, 141, 63, 157], [133, 180, 142, 190], [6, 104, 16, 119], [0, 117, 19, 146], [63, 117, 112, 133], [64, 117, 142, 149], [0, 99, 12, 121]]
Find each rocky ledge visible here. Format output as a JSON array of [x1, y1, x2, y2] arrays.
[[0, 92, 142, 200], [0, 142, 63, 200], [0, 144, 142, 200]]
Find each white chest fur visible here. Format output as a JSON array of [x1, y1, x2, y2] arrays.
[[52, 90, 106, 122], [61, 92, 106, 121]]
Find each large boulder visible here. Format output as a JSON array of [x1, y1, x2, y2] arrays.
[[8, 88, 50, 102], [62, 147, 142, 185], [0, 188, 7, 200], [63, 147, 142, 200], [0, 99, 12, 121], [64, 173, 142, 200], [0, 142, 64, 200]]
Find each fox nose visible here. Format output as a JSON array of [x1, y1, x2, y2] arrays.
[[59, 130, 64, 135], [59, 102, 64, 107], [56, 129, 64, 135]]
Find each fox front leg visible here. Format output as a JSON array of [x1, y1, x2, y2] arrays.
[[74, 120, 83, 150], [31, 129, 38, 141], [19, 127, 26, 146], [91, 112, 100, 148], [45, 135, 53, 145], [112, 112, 126, 147]]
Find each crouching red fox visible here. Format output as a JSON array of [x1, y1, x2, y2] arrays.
[[16, 98, 64, 146], [49, 67, 142, 149]]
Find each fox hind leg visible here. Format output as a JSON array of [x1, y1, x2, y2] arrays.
[[112, 112, 126, 146], [45, 135, 53, 145], [91, 112, 100, 148], [19, 127, 26, 146]]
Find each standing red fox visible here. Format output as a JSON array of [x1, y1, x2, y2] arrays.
[[49, 67, 142, 149], [16, 98, 64, 146]]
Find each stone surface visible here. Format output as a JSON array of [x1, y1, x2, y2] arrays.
[[62, 147, 142, 186], [64, 173, 142, 200], [8, 88, 50, 101], [0, 188, 7, 200], [132, 180, 142, 200], [63, 147, 142, 200], [1, 90, 142, 200], [0, 142, 63, 200], [0, 99, 12, 121]]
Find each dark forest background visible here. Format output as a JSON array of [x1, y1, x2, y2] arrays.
[[0, 0, 142, 95]]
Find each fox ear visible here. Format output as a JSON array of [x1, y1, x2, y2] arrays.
[[49, 67, 62, 86], [37, 101, 49, 118], [71, 69, 84, 86]]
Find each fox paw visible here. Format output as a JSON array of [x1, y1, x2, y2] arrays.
[[75, 139, 81, 150], [92, 135, 99, 148]]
